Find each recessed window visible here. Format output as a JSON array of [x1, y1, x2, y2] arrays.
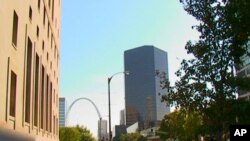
[[12, 11, 18, 46], [9, 71, 17, 117], [43, 6, 46, 25], [36, 26, 39, 38], [29, 6, 32, 21], [38, 0, 41, 10], [53, 115, 56, 134], [49, 0, 51, 8], [51, 34, 53, 49], [42, 40, 45, 51], [47, 22, 50, 38], [25, 37, 33, 123], [40, 65, 45, 129], [34, 54, 39, 126], [46, 75, 49, 131], [54, 46, 56, 59], [52, 0, 54, 20], [50, 82, 53, 132]]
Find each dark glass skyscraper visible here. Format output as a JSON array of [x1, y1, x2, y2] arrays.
[[124, 45, 170, 129]]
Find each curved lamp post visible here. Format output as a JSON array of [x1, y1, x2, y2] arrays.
[[108, 71, 129, 141]]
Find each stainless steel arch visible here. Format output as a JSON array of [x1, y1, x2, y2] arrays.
[[66, 97, 102, 125]]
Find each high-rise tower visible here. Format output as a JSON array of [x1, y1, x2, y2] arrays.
[[124, 45, 170, 129]]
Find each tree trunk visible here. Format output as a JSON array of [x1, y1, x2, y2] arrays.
[[216, 124, 223, 141]]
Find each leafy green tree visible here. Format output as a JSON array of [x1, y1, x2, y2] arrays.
[[158, 0, 250, 140], [158, 110, 185, 140], [76, 125, 97, 141], [59, 127, 81, 141], [158, 110, 202, 141], [120, 133, 146, 141], [183, 110, 202, 141], [59, 125, 96, 141]]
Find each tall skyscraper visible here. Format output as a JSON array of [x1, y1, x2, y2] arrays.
[[0, 0, 61, 141], [124, 45, 170, 129], [59, 97, 66, 127]]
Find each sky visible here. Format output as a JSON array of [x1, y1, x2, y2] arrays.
[[61, 0, 199, 138]]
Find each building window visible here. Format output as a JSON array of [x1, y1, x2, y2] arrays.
[[40, 65, 45, 129], [50, 82, 53, 132], [54, 46, 56, 59], [46, 75, 49, 131], [52, 0, 54, 20], [43, 6, 46, 25], [56, 118, 58, 135], [53, 89, 55, 103], [47, 22, 50, 39], [12, 11, 18, 46], [38, 0, 40, 10], [34, 54, 39, 126], [51, 34, 53, 49], [25, 37, 33, 123], [36, 26, 39, 38], [53, 115, 56, 134], [49, 0, 51, 8], [42, 40, 45, 51], [56, 93, 58, 107], [9, 71, 17, 117], [29, 6, 32, 21]]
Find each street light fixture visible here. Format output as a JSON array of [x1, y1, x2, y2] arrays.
[[108, 71, 129, 141]]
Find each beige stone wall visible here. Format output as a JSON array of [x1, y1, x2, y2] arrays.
[[0, 0, 61, 141]]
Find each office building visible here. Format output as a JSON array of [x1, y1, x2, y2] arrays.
[[113, 125, 127, 141], [120, 109, 125, 125], [237, 41, 250, 100], [124, 45, 170, 129], [59, 97, 66, 127], [98, 119, 108, 141], [0, 0, 61, 141]]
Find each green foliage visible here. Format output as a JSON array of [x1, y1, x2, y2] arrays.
[[59, 125, 96, 141], [59, 127, 81, 141], [158, 110, 202, 141], [120, 132, 147, 141], [158, 1, 250, 140], [76, 125, 97, 141]]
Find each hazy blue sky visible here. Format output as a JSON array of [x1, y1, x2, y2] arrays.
[[61, 0, 199, 137]]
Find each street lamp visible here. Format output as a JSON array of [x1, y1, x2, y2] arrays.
[[108, 71, 129, 141]]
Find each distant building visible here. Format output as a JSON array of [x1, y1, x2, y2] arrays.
[[124, 45, 170, 130], [120, 109, 125, 125], [59, 97, 66, 127], [0, 0, 61, 141], [126, 122, 139, 133], [113, 125, 127, 141], [237, 41, 250, 100], [98, 119, 108, 141]]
